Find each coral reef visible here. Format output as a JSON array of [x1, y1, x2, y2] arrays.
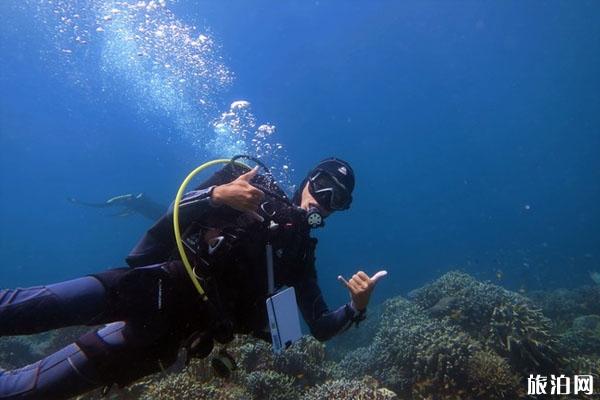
[[529, 286, 600, 333], [0, 326, 91, 370], [488, 301, 561, 375], [410, 271, 563, 375], [245, 370, 297, 400], [272, 336, 330, 384], [235, 336, 274, 372], [302, 377, 398, 400], [466, 349, 522, 399], [74, 272, 576, 399], [0, 336, 39, 369], [559, 315, 600, 357], [74, 335, 343, 400], [234, 335, 330, 386], [137, 368, 249, 400], [6, 271, 600, 400], [565, 355, 600, 396], [44, 326, 91, 354], [337, 296, 521, 399], [325, 302, 383, 362]]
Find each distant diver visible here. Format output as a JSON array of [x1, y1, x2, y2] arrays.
[[68, 192, 166, 221], [0, 156, 388, 400]]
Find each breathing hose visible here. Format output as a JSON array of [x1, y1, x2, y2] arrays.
[[173, 158, 248, 301]]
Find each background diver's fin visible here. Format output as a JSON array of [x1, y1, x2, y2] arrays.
[[67, 197, 112, 208], [109, 210, 135, 217], [68, 194, 167, 221], [106, 194, 135, 204]]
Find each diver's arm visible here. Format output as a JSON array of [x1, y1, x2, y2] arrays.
[[295, 271, 365, 342], [125, 187, 218, 268], [211, 167, 264, 216], [126, 167, 265, 267]]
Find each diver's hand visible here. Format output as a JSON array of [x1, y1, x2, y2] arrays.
[[211, 166, 265, 220], [338, 270, 387, 311]]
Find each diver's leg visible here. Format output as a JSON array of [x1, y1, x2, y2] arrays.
[[76, 321, 176, 388], [0, 341, 102, 400], [72, 263, 197, 389], [0, 319, 178, 400], [0, 277, 107, 336]]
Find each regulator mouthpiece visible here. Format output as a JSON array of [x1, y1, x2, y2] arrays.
[[306, 206, 325, 229]]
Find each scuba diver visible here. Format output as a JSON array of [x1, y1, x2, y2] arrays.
[[0, 156, 387, 400], [68, 192, 166, 221]]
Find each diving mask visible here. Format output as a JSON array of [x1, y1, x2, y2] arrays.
[[308, 169, 352, 211]]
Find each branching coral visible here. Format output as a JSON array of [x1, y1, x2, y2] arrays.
[[138, 369, 249, 400], [529, 286, 600, 333], [465, 350, 522, 399], [235, 336, 274, 372], [272, 336, 329, 385], [411, 271, 521, 335], [411, 271, 564, 375], [302, 377, 398, 400], [233, 335, 330, 388], [338, 297, 483, 398], [488, 302, 561, 375], [559, 315, 600, 357], [42, 272, 600, 400], [245, 370, 298, 400], [566, 355, 600, 396]]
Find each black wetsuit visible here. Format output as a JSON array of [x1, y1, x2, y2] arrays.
[[0, 167, 361, 399]]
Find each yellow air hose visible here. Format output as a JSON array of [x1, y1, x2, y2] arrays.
[[173, 158, 248, 302]]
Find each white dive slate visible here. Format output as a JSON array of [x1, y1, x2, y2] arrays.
[[266, 286, 302, 354]]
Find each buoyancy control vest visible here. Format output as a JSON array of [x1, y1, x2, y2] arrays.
[[178, 162, 317, 340]]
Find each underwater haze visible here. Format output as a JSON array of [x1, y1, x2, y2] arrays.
[[2, 0, 599, 298], [1, 1, 600, 398]]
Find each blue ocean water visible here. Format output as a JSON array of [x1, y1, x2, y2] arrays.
[[1, 0, 599, 316]]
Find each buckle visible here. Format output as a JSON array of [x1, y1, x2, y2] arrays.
[[208, 236, 225, 255]]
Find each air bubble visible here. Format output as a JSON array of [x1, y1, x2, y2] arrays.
[[230, 100, 250, 110]]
